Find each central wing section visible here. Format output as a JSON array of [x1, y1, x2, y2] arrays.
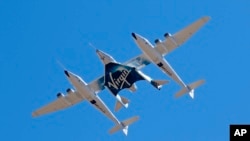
[[104, 62, 145, 95], [123, 53, 151, 70]]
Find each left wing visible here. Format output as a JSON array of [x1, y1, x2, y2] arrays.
[[32, 91, 84, 117]]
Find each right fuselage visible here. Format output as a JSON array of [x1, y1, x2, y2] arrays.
[[131, 32, 186, 88]]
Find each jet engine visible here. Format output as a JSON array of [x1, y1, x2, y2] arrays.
[[66, 88, 75, 95], [56, 92, 65, 98], [164, 33, 171, 38], [154, 38, 168, 54], [154, 39, 162, 44]]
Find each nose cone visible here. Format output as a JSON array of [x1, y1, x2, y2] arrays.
[[96, 49, 115, 64], [64, 70, 70, 77], [96, 49, 105, 60], [131, 32, 148, 45], [131, 32, 137, 40]]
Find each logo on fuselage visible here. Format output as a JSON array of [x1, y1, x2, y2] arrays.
[[104, 62, 145, 95], [107, 69, 131, 90]]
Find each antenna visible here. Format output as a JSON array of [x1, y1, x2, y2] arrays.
[[56, 59, 66, 70], [88, 42, 97, 51]]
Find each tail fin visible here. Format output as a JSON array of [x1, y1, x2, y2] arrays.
[[114, 96, 129, 112], [175, 79, 205, 99], [151, 80, 169, 90], [109, 116, 139, 136]]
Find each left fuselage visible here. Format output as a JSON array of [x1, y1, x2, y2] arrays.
[[64, 70, 120, 124]]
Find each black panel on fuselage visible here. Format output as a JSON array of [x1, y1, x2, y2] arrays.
[[104, 62, 145, 95]]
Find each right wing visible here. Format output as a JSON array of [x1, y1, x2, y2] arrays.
[[32, 91, 84, 117], [122, 17, 210, 70], [155, 16, 211, 56]]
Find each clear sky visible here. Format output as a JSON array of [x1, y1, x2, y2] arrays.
[[1, 0, 250, 140]]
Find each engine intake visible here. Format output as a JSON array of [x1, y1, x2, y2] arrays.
[[164, 33, 171, 38], [154, 39, 162, 44], [57, 92, 64, 98], [66, 88, 75, 94]]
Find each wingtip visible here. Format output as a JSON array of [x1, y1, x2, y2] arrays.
[[202, 16, 211, 22], [32, 112, 38, 117]]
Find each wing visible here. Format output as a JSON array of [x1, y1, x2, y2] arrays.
[[32, 91, 84, 117], [155, 16, 211, 56], [122, 17, 210, 69], [87, 76, 105, 94], [123, 53, 151, 69]]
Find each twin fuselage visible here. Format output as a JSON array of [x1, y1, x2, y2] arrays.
[[64, 32, 188, 126], [34, 16, 209, 135]]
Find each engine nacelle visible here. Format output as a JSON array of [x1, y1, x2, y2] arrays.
[[57, 92, 65, 98], [66, 88, 75, 95], [164, 33, 172, 38], [154, 39, 162, 44]]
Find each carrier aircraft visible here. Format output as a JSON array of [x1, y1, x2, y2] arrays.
[[32, 16, 210, 135], [129, 16, 210, 98]]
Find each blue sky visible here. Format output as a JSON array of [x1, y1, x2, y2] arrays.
[[1, 0, 250, 140]]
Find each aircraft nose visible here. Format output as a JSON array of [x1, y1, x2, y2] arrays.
[[131, 32, 137, 40], [96, 49, 103, 57], [96, 49, 101, 54], [64, 70, 70, 77]]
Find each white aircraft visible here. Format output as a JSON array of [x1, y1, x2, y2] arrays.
[[32, 70, 138, 136], [95, 49, 168, 111], [130, 16, 210, 98], [32, 16, 209, 135]]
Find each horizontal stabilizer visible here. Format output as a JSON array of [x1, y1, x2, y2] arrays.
[[175, 79, 205, 98], [151, 80, 169, 90], [128, 84, 137, 93], [114, 96, 129, 112], [109, 116, 139, 136], [121, 96, 129, 105]]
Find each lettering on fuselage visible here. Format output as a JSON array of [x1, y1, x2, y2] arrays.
[[90, 99, 106, 113], [157, 62, 172, 76], [108, 69, 131, 90]]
